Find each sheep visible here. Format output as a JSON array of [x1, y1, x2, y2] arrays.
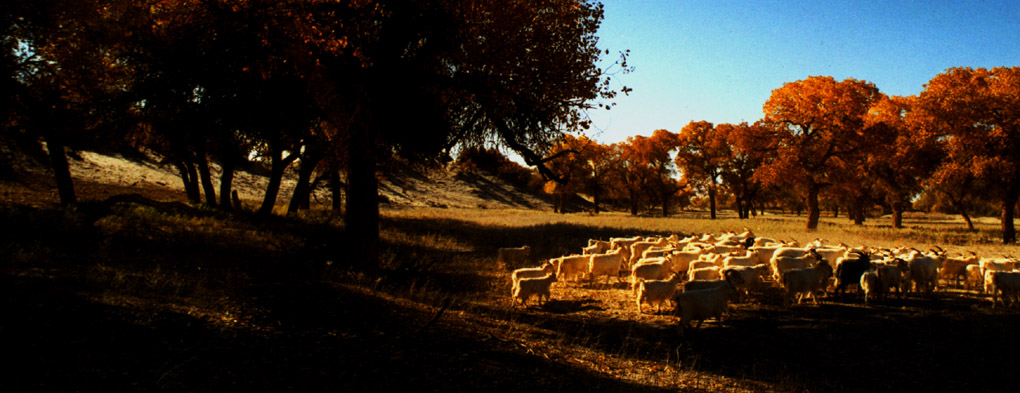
[[980, 258, 1020, 278], [642, 246, 676, 260], [511, 261, 556, 292], [630, 238, 670, 267], [781, 260, 834, 306], [905, 250, 939, 294], [672, 279, 740, 335], [720, 264, 770, 295], [636, 274, 684, 314], [749, 245, 784, 265], [669, 248, 706, 273], [938, 252, 978, 288], [512, 273, 557, 306], [585, 239, 612, 255], [722, 250, 759, 267], [498, 245, 531, 268], [877, 259, 909, 297], [682, 269, 745, 292], [860, 270, 881, 305], [589, 249, 625, 284], [965, 264, 984, 291], [987, 271, 1020, 308], [690, 260, 720, 271], [833, 251, 872, 297], [610, 236, 643, 265], [631, 257, 674, 292], [554, 254, 590, 282], [772, 254, 818, 281], [688, 266, 722, 281]]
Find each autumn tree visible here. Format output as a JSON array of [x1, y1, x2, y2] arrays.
[[863, 95, 942, 228], [619, 130, 684, 216], [915, 67, 1020, 243], [544, 134, 617, 214], [759, 76, 885, 229], [6, 0, 140, 206], [718, 122, 769, 219], [675, 121, 730, 219]]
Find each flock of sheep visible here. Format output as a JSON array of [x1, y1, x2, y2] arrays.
[[500, 231, 1020, 333]]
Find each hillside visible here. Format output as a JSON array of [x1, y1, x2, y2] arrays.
[[0, 138, 553, 211]]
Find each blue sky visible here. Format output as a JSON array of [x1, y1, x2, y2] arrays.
[[585, 0, 1020, 144]]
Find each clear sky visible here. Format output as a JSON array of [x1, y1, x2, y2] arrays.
[[585, 0, 1020, 144]]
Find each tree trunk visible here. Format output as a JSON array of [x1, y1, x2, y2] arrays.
[[892, 204, 904, 229], [288, 150, 323, 214], [852, 198, 865, 226], [629, 189, 639, 215], [175, 160, 201, 203], [592, 184, 600, 214], [219, 160, 235, 210], [661, 190, 670, 217], [258, 143, 298, 216], [328, 169, 343, 214], [195, 145, 217, 207], [948, 197, 976, 231], [345, 124, 380, 269], [806, 184, 820, 229], [708, 186, 717, 219], [833, 205, 839, 218], [43, 133, 76, 207], [1002, 190, 1019, 244]]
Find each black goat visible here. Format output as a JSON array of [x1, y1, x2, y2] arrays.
[[834, 251, 872, 297]]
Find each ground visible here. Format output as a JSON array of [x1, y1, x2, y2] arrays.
[[2, 142, 1020, 392]]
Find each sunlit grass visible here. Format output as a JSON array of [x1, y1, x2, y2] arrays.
[[382, 206, 1018, 258]]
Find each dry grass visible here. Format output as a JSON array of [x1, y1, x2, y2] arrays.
[[3, 147, 1020, 392]]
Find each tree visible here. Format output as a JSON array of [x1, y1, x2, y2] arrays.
[[864, 95, 942, 228], [675, 121, 729, 219], [915, 67, 1020, 243], [759, 76, 885, 229], [718, 122, 768, 219], [619, 130, 684, 216], [297, 0, 627, 265], [7, 0, 139, 206]]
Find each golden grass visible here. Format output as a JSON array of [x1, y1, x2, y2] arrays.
[[382, 206, 1019, 257]]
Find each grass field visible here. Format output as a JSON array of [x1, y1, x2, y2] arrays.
[[3, 196, 1019, 392]]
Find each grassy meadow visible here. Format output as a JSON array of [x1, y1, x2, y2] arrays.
[[2, 200, 1019, 392]]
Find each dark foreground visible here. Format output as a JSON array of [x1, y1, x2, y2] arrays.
[[2, 200, 1019, 392]]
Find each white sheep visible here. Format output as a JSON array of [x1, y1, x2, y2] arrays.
[[860, 269, 881, 305], [682, 269, 746, 292], [690, 260, 720, 271], [585, 239, 612, 255], [642, 246, 675, 260], [723, 250, 759, 267], [988, 271, 1020, 308], [669, 248, 705, 273], [511, 261, 556, 292], [938, 252, 978, 288], [672, 281, 740, 335], [631, 257, 673, 292], [687, 266, 722, 281], [877, 261, 908, 298], [720, 264, 769, 295], [965, 264, 984, 291], [636, 274, 684, 314], [589, 249, 625, 284], [498, 245, 531, 268], [905, 250, 939, 294], [512, 273, 558, 306], [555, 254, 590, 282], [772, 254, 817, 281], [781, 260, 834, 306], [630, 238, 670, 267]]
